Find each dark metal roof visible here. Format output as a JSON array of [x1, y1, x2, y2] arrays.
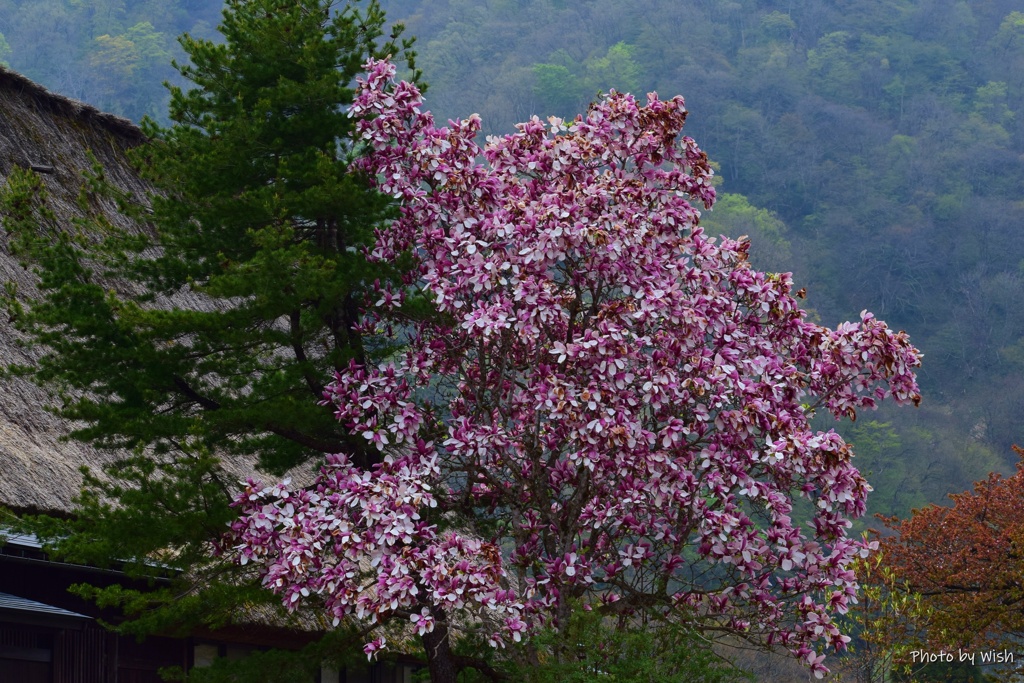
[[0, 592, 90, 629], [2, 532, 42, 549]]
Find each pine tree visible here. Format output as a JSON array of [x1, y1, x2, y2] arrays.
[[0, 0, 420, 651]]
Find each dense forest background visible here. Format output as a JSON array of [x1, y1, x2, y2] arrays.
[[1, 0, 1022, 523]]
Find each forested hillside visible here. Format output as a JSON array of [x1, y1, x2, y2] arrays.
[[0, 0, 221, 120], [2, 0, 1022, 521]]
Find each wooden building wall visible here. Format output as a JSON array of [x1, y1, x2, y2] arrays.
[[0, 621, 185, 683]]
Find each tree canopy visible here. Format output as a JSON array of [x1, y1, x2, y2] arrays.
[[225, 58, 921, 681], [880, 446, 1024, 651]]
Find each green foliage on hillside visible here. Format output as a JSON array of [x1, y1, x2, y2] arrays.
[[0, 0, 218, 120]]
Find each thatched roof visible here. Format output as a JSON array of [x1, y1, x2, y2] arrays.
[[0, 65, 145, 182], [0, 66, 156, 514], [0, 67, 315, 517], [0, 65, 271, 518]]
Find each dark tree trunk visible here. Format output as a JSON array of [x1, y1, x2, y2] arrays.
[[421, 610, 459, 683]]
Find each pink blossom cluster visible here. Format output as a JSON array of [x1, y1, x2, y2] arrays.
[[225, 59, 921, 676], [226, 373, 527, 654]]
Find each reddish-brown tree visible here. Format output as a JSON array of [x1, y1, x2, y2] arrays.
[[881, 446, 1024, 648]]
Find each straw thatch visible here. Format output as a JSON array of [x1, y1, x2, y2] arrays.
[[0, 66, 155, 514], [0, 65, 317, 518], [0, 66, 262, 516], [0, 65, 146, 190]]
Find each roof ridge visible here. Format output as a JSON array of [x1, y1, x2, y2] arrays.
[[0, 64, 146, 143]]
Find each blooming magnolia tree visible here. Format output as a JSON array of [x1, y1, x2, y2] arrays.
[[224, 59, 921, 681]]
